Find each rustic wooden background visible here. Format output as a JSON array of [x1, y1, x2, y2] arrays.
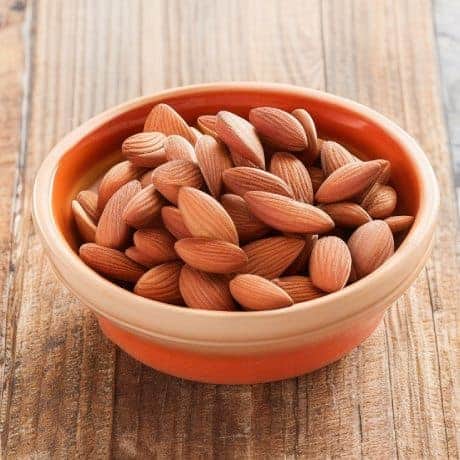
[[0, 0, 458, 458]]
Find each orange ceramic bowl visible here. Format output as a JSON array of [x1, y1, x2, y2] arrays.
[[33, 83, 439, 384]]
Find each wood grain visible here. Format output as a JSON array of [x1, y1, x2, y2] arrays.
[[0, 0, 457, 458]]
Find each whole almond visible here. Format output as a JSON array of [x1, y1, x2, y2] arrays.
[[179, 265, 235, 311], [384, 215, 415, 233], [270, 152, 313, 203], [134, 261, 183, 303], [197, 115, 218, 138], [315, 160, 382, 203], [222, 167, 293, 198], [97, 161, 145, 210], [309, 236, 352, 293], [95, 180, 141, 249], [76, 190, 100, 222], [161, 206, 193, 240], [244, 191, 334, 234], [320, 202, 371, 228], [229, 148, 261, 168], [122, 184, 164, 228], [307, 166, 324, 193], [164, 135, 196, 162], [72, 200, 96, 242], [195, 135, 233, 198], [229, 274, 293, 311], [175, 238, 247, 274], [122, 132, 167, 167], [133, 228, 178, 265], [361, 184, 397, 218], [220, 194, 270, 242], [242, 236, 306, 279], [272, 276, 324, 303], [348, 220, 394, 278], [125, 246, 157, 268], [79, 243, 145, 282], [291, 108, 319, 163], [140, 170, 154, 188], [284, 234, 317, 275], [144, 103, 197, 144], [178, 187, 239, 245], [215, 111, 265, 169], [152, 159, 203, 204], [249, 107, 307, 151], [320, 141, 357, 176]]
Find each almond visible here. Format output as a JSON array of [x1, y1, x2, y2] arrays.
[[361, 184, 397, 218], [220, 194, 270, 242], [272, 276, 324, 303], [76, 190, 100, 222], [95, 180, 141, 248], [320, 202, 371, 228], [309, 236, 352, 293], [72, 200, 96, 242], [191, 127, 203, 140], [375, 159, 391, 184], [222, 167, 293, 198], [320, 141, 357, 176], [242, 236, 306, 279], [348, 220, 394, 278], [164, 135, 196, 162], [229, 274, 293, 310], [384, 215, 415, 233], [122, 132, 167, 167], [125, 246, 157, 268], [134, 261, 183, 303], [229, 148, 261, 168], [178, 187, 239, 245], [161, 206, 192, 240], [249, 107, 307, 151], [215, 111, 265, 169], [197, 115, 218, 138], [122, 184, 164, 228], [97, 161, 145, 210], [144, 103, 197, 144], [79, 243, 145, 282], [152, 159, 203, 204], [179, 265, 235, 310], [175, 238, 247, 274], [133, 228, 178, 265], [244, 191, 334, 234], [195, 135, 233, 198], [307, 166, 324, 193], [140, 170, 154, 188], [270, 152, 313, 203], [291, 108, 319, 163], [315, 160, 382, 203], [283, 234, 317, 275]]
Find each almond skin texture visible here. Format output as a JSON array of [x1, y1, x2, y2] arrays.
[[242, 236, 306, 279], [197, 115, 218, 138], [222, 167, 293, 198], [215, 111, 265, 169], [220, 194, 270, 242], [348, 220, 394, 278], [179, 265, 235, 311], [320, 202, 371, 228], [315, 160, 382, 203], [284, 234, 317, 275], [122, 132, 167, 167], [291, 108, 319, 163], [178, 187, 239, 245], [76, 190, 100, 222], [122, 184, 164, 228], [151, 159, 203, 204], [95, 180, 141, 249], [229, 148, 261, 168], [164, 135, 196, 162], [244, 191, 334, 234], [375, 159, 392, 184], [195, 135, 233, 198], [361, 184, 397, 218], [80, 243, 145, 282], [272, 276, 324, 303], [125, 246, 158, 268], [320, 141, 357, 176], [161, 206, 192, 240], [134, 261, 183, 303], [140, 170, 154, 188], [249, 107, 307, 151], [384, 215, 415, 233], [229, 274, 293, 311], [97, 161, 145, 210], [72, 200, 96, 242], [144, 103, 196, 144], [175, 238, 247, 274], [309, 236, 352, 293], [133, 228, 178, 265], [270, 152, 313, 203], [307, 166, 324, 193]]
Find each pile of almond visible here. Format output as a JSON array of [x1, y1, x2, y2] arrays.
[[73, 103, 414, 311]]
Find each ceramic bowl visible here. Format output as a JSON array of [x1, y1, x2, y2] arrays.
[[33, 83, 439, 384]]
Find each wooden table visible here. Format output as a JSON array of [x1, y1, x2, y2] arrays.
[[1, 1, 458, 458]]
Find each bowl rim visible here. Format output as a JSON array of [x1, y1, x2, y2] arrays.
[[32, 82, 439, 343]]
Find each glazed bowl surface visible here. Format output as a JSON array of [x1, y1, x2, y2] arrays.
[[33, 83, 439, 384]]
